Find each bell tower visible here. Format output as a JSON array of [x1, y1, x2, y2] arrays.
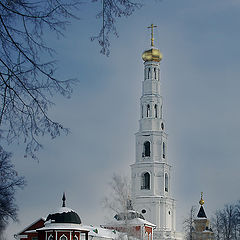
[[131, 25, 181, 240]]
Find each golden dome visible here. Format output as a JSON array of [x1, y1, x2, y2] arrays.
[[199, 192, 204, 206], [142, 48, 163, 62]]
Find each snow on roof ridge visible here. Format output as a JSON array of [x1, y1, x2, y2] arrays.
[[57, 207, 75, 213], [48, 206, 76, 215], [36, 223, 89, 232], [103, 217, 156, 227], [82, 225, 121, 239]]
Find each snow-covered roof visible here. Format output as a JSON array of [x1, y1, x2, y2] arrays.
[[25, 230, 37, 233], [203, 230, 213, 233], [102, 217, 156, 228], [194, 217, 207, 220], [36, 223, 89, 232], [83, 225, 121, 239], [46, 206, 81, 224], [49, 207, 76, 215], [37, 223, 122, 239]]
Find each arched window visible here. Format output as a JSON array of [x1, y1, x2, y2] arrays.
[[147, 104, 150, 117], [163, 142, 166, 159], [48, 235, 54, 240], [160, 105, 163, 118], [141, 105, 144, 118], [154, 68, 157, 79], [141, 172, 150, 189], [154, 104, 158, 118], [74, 236, 78, 240], [165, 173, 169, 192], [143, 141, 150, 157], [60, 235, 68, 240], [148, 68, 151, 79]]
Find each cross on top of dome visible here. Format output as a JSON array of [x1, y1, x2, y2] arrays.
[[147, 24, 157, 47], [142, 24, 162, 62]]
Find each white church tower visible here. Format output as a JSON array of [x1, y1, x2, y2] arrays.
[[131, 25, 182, 240]]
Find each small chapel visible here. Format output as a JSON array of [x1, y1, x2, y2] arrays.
[[101, 198, 156, 240], [15, 194, 90, 240], [192, 193, 214, 240]]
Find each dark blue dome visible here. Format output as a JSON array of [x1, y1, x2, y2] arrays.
[[46, 207, 81, 224]]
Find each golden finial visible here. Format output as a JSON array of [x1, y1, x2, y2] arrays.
[[147, 24, 157, 47], [142, 24, 162, 62], [199, 192, 204, 206]]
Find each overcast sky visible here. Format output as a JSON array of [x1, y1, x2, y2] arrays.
[[6, 0, 240, 238]]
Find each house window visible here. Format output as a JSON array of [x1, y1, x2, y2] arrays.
[[142, 209, 146, 214], [141, 172, 150, 190], [154, 68, 157, 79], [154, 104, 158, 118], [143, 141, 150, 157], [60, 235, 68, 240], [163, 142, 166, 159], [80, 233, 86, 240], [148, 68, 151, 79], [165, 173, 169, 192], [147, 104, 150, 117]]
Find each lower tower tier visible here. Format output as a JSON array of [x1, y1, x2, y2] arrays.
[[132, 196, 176, 231]]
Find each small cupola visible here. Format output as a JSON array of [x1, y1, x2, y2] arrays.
[[46, 193, 81, 224], [114, 198, 145, 221], [142, 48, 162, 62], [197, 192, 207, 218]]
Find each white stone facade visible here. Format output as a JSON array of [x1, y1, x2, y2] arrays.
[[131, 58, 182, 240]]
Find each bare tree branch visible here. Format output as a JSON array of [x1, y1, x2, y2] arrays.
[[183, 206, 196, 240], [0, 147, 25, 236], [212, 202, 240, 240], [91, 0, 142, 56], [0, 0, 81, 158]]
